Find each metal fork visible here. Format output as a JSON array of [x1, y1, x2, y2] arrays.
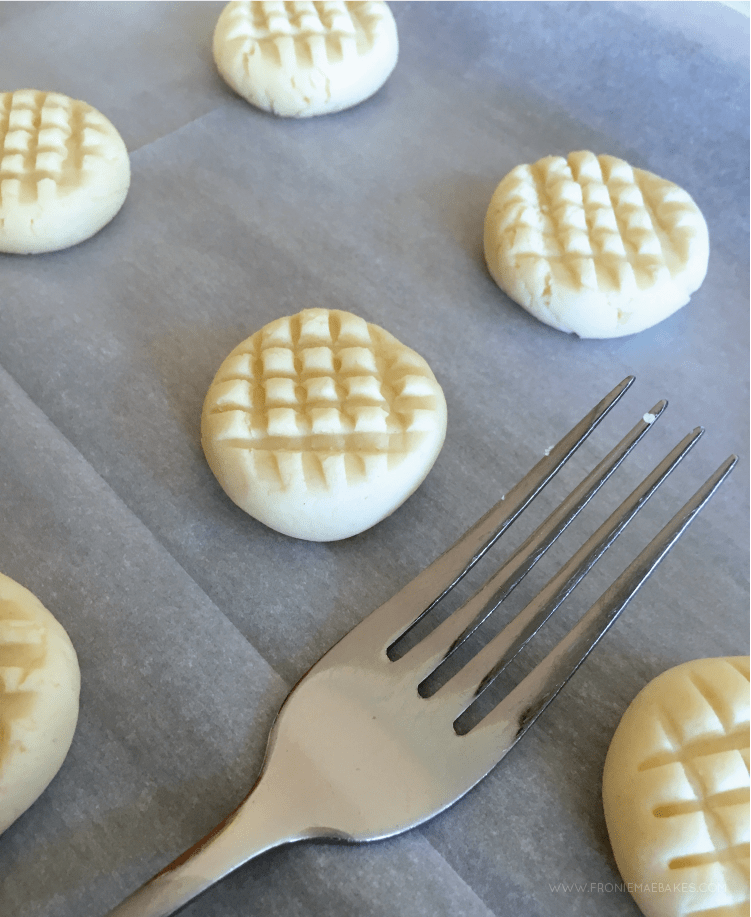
[[106, 376, 736, 917]]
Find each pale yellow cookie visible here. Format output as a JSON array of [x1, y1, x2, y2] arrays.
[[484, 151, 709, 338], [0, 89, 130, 254], [201, 308, 447, 541], [603, 656, 750, 917], [0, 572, 80, 834], [212, 1, 399, 117]]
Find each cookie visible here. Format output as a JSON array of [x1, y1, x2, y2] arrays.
[[483, 151, 709, 338], [0, 89, 130, 254], [201, 308, 447, 541], [602, 656, 750, 917], [0, 572, 80, 834], [212, 1, 398, 117]]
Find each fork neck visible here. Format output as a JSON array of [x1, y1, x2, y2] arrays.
[[105, 769, 317, 917]]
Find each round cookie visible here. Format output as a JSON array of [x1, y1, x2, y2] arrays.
[[201, 308, 447, 541], [212, 1, 399, 118], [483, 151, 709, 338], [0, 89, 130, 254], [0, 572, 80, 834], [603, 656, 750, 917]]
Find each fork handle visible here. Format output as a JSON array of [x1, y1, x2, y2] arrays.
[[104, 773, 304, 917]]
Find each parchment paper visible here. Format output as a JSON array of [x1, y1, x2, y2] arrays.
[[0, 4, 748, 916]]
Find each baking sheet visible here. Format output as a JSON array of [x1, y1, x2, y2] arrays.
[[0, 3, 748, 916]]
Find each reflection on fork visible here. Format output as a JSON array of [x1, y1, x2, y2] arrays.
[[106, 376, 737, 917]]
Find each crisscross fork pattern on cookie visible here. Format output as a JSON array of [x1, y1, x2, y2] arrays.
[[0, 90, 115, 203], [499, 151, 703, 292], [0, 600, 47, 764], [641, 659, 750, 886], [223, 1, 387, 67], [205, 309, 442, 489]]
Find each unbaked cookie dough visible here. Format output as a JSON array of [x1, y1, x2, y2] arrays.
[[212, 1, 399, 117], [603, 656, 750, 917], [201, 308, 447, 541], [0, 572, 80, 834], [483, 151, 709, 338], [0, 89, 130, 254]]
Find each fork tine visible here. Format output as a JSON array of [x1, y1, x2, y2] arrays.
[[360, 376, 636, 653], [464, 454, 737, 751], [394, 400, 669, 679], [431, 426, 704, 718]]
